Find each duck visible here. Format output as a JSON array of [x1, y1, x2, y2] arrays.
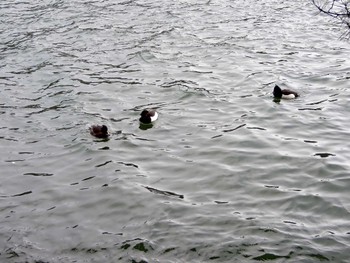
[[139, 109, 158, 124], [273, 85, 299, 99], [89, 125, 109, 139]]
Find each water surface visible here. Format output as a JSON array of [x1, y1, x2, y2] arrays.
[[1, 0, 350, 262]]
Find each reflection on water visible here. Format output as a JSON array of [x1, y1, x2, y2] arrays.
[[1, 0, 350, 262], [139, 123, 154, 130]]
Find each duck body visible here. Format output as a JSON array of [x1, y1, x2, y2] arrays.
[[89, 125, 109, 139], [139, 109, 158, 124], [273, 85, 299, 99]]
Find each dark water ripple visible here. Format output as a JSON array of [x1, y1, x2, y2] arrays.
[[1, 0, 350, 262]]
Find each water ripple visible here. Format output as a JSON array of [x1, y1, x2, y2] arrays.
[[1, 0, 350, 262]]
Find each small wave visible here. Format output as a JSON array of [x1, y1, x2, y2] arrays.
[[144, 185, 184, 199]]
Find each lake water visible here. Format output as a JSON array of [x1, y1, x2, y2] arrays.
[[1, 0, 350, 262]]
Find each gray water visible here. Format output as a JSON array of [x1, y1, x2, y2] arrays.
[[1, 0, 350, 262]]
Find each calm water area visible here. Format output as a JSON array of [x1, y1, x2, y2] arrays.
[[1, 0, 350, 262]]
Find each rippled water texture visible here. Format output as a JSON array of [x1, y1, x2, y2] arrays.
[[1, 0, 350, 262]]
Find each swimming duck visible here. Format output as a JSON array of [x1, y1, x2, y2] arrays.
[[89, 125, 109, 139], [273, 85, 299, 99], [139, 109, 158, 124]]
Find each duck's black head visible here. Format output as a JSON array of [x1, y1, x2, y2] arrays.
[[101, 125, 108, 134], [139, 109, 152, 124], [273, 85, 282, 98], [140, 109, 149, 117]]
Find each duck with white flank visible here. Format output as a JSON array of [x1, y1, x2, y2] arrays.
[[89, 125, 109, 139], [139, 109, 158, 124], [273, 85, 299, 99]]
